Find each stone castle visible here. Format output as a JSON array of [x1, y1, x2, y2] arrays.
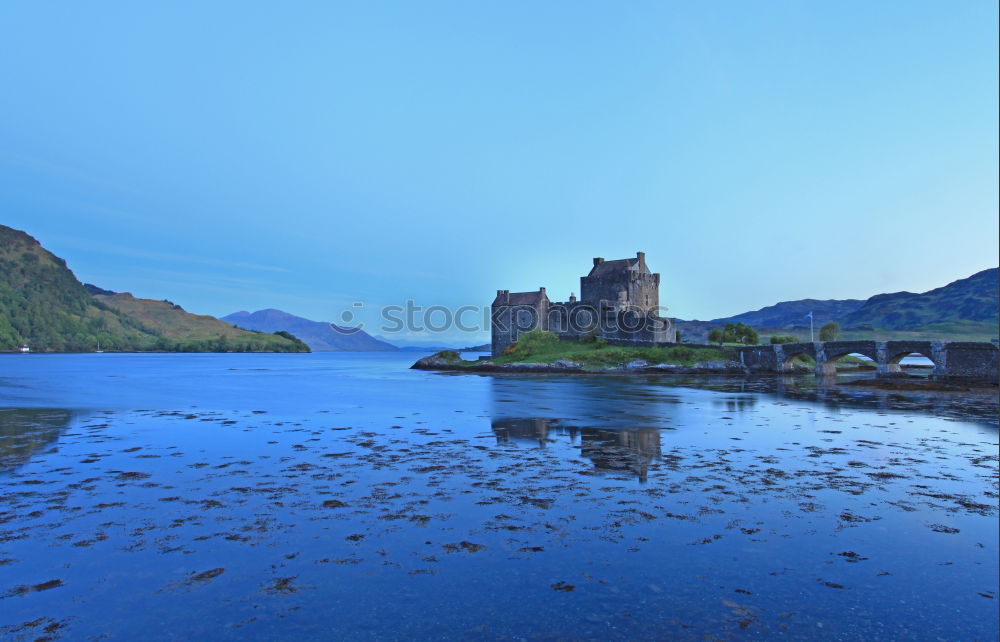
[[491, 252, 674, 356]]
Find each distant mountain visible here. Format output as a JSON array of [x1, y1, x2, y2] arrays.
[[392, 344, 490, 352], [394, 346, 458, 352], [709, 298, 865, 328], [222, 309, 398, 352], [0, 224, 309, 353], [370, 334, 491, 352], [677, 268, 999, 343]]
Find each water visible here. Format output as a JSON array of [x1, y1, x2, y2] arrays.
[[0, 353, 997, 640]]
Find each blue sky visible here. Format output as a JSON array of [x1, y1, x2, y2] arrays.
[[1, 1, 997, 341]]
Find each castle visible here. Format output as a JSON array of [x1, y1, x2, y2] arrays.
[[491, 252, 674, 356]]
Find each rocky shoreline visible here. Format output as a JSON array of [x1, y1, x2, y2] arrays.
[[410, 353, 751, 375], [409, 355, 995, 392]]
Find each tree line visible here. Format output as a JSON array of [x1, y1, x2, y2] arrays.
[[707, 321, 841, 346]]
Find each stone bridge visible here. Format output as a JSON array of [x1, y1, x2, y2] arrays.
[[736, 340, 998, 383]]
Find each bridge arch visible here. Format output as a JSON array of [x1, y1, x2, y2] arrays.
[[886, 350, 936, 365], [884, 350, 937, 375], [822, 352, 878, 373], [883, 341, 940, 375], [776, 343, 816, 372], [818, 341, 880, 375]]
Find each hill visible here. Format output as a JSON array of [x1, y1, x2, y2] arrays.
[[838, 268, 998, 334], [96, 295, 310, 352], [677, 268, 998, 343], [0, 224, 309, 353], [1, 225, 158, 351], [222, 309, 397, 351]]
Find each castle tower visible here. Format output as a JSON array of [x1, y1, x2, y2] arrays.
[[580, 252, 660, 312], [490, 287, 550, 356]]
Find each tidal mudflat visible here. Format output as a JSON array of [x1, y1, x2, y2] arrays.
[[0, 353, 997, 640]]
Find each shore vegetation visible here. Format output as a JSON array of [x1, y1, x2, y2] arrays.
[[445, 330, 736, 368]]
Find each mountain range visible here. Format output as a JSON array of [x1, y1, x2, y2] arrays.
[[221, 310, 492, 352], [677, 268, 998, 343], [3, 222, 995, 352], [222, 309, 397, 352]]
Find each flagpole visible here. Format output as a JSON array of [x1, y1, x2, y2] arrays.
[[810, 313, 814, 342]]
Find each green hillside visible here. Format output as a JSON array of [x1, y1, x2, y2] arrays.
[[95, 293, 309, 352], [838, 268, 998, 334], [0, 224, 308, 353]]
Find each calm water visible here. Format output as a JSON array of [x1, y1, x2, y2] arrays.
[[0, 353, 997, 640]]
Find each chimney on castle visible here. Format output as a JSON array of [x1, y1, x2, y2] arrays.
[[539, 287, 546, 295], [636, 251, 645, 268], [569, 292, 577, 303], [593, 257, 605, 266]]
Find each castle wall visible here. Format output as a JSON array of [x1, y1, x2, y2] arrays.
[[491, 302, 548, 356]]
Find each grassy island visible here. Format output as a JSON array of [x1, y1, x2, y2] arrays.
[[416, 330, 887, 374], [435, 330, 737, 369]]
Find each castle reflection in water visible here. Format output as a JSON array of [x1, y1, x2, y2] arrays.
[[491, 417, 662, 481], [486, 373, 760, 482]]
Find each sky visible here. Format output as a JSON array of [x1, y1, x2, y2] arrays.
[[1, 1, 997, 342]]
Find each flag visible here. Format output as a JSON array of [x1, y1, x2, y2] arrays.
[[804, 312, 813, 319]]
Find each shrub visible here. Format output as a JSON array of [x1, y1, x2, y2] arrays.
[[670, 346, 694, 362], [508, 329, 560, 357], [770, 335, 799, 344], [437, 350, 461, 361]]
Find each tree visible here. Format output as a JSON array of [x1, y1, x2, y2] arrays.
[[737, 323, 760, 345], [708, 323, 758, 345], [819, 322, 840, 342], [770, 335, 798, 345]]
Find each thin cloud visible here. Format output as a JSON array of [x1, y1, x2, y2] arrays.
[[50, 237, 292, 274]]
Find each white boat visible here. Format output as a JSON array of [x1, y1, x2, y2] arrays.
[[96, 341, 103, 353], [19, 345, 30, 353]]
